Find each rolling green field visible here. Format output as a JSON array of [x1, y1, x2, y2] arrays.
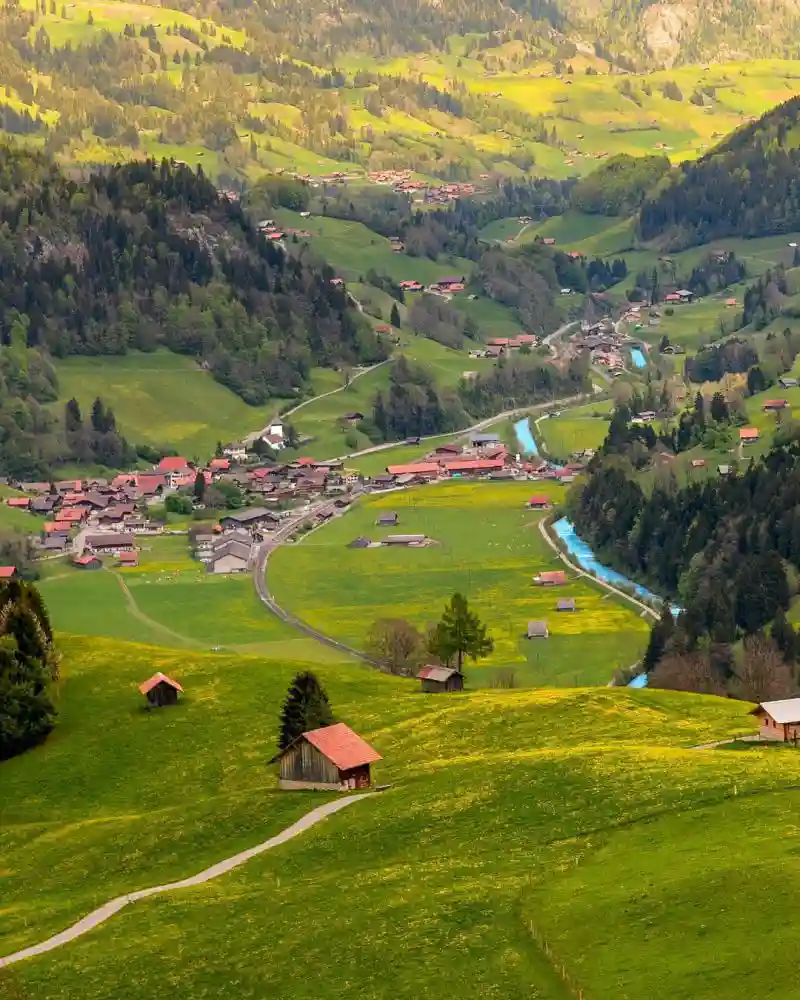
[[6, 630, 800, 1000], [37, 536, 341, 662], [269, 480, 649, 686], [536, 400, 613, 460], [52, 352, 280, 460]]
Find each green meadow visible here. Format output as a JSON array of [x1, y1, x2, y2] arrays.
[[6, 631, 800, 1000], [269, 480, 649, 686], [52, 351, 279, 460], [536, 400, 613, 460], [37, 537, 341, 662]]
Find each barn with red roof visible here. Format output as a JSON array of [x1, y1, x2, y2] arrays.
[[277, 722, 381, 791], [138, 672, 184, 708]]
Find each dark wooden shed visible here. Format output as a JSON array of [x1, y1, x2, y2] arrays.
[[417, 665, 465, 693], [138, 672, 184, 708], [277, 722, 381, 791]]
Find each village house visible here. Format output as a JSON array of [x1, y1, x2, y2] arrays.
[[139, 672, 184, 709], [209, 539, 252, 574], [556, 598, 576, 612], [219, 508, 276, 532], [383, 534, 428, 547], [417, 665, 465, 693], [763, 399, 788, 411], [376, 512, 399, 527], [223, 442, 248, 462], [85, 533, 136, 555], [750, 699, 800, 742], [528, 496, 551, 509], [276, 722, 381, 791], [73, 554, 102, 570], [534, 570, 567, 586], [739, 427, 760, 444], [471, 433, 501, 448], [118, 551, 139, 568]]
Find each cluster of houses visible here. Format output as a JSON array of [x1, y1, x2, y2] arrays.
[[470, 334, 540, 359], [365, 171, 483, 204], [572, 321, 630, 373]]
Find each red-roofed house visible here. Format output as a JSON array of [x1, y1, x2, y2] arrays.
[[534, 570, 567, 586], [138, 672, 183, 708], [73, 554, 101, 570], [740, 427, 760, 443], [276, 722, 381, 790], [0, 566, 16, 579], [528, 496, 551, 509], [6, 497, 30, 509], [763, 399, 788, 411], [293, 457, 317, 467], [386, 463, 440, 478], [136, 474, 167, 497], [443, 459, 505, 474], [118, 550, 139, 567], [209, 458, 230, 472], [157, 456, 190, 475]]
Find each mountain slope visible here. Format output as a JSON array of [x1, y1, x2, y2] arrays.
[[639, 95, 800, 248]]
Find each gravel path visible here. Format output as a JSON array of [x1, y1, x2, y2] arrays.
[[0, 795, 371, 969]]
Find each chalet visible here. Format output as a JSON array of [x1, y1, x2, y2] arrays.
[[691, 459, 706, 469], [118, 551, 139, 568], [534, 570, 567, 586], [342, 411, 364, 424], [739, 427, 760, 444], [41, 536, 68, 553], [376, 512, 399, 527], [528, 496, 551, 509], [780, 377, 799, 389], [434, 443, 461, 456], [527, 620, 549, 638], [85, 533, 135, 554], [276, 722, 381, 790], [540, 237, 556, 246], [663, 293, 682, 304], [30, 497, 57, 515], [73, 555, 101, 570], [763, 399, 788, 411], [383, 534, 428, 546], [718, 464, 732, 476], [139, 672, 184, 709], [219, 508, 276, 531], [635, 411, 657, 423], [751, 699, 800, 742], [223, 442, 248, 462], [209, 540, 252, 574], [417, 665, 465, 693], [436, 275, 465, 290], [471, 433, 500, 447], [6, 497, 30, 510], [0, 565, 17, 579], [444, 459, 505, 475], [157, 456, 191, 475], [556, 598, 576, 612]]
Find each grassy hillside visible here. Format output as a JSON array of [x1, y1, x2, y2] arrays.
[[52, 352, 281, 460], [5, 631, 798, 1000], [269, 480, 649, 685]]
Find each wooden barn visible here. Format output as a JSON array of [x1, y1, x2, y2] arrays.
[[417, 665, 465, 693], [277, 722, 382, 791], [750, 699, 800, 742], [138, 672, 184, 708]]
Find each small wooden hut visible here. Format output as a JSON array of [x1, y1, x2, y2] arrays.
[[417, 665, 465, 693], [527, 620, 549, 639], [138, 672, 184, 708], [276, 722, 381, 791]]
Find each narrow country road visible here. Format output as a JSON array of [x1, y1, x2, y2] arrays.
[[252, 494, 382, 667], [243, 360, 391, 445], [537, 519, 658, 621], [0, 795, 372, 969]]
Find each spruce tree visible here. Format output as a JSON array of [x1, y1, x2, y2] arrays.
[[278, 671, 334, 750], [390, 303, 401, 328], [193, 470, 206, 501], [428, 592, 493, 669], [642, 603, 674, 673]]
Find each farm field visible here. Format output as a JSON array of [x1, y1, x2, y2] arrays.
[[37, 536, 339, 661], [269, 480, 649, 686], [7, 630, 800, 1000], [536, 400, 613, 460], [52, 352, 281, 461]]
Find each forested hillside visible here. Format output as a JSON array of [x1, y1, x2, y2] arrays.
[[639, 96, 800, 248], [0, 146, 384, 403]]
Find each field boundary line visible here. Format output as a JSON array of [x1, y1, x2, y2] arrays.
[[0, 795, 372, 969]]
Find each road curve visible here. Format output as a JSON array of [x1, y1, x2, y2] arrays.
[[252, 499, 383, 667], [0, 795, 371, 969]]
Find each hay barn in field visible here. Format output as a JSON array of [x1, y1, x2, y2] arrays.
[[277, 723, 381, 791]]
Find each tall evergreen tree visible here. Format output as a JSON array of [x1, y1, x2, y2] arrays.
[[193, 470, 206, 501], [65, 398, 83, 433], [390, 302, 401, 328], [278, 671, 334, 750], [642, 603, 675, 673], [428, 592, 493, 669]]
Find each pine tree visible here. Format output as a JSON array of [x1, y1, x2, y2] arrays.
[[193, 470, 206, 501], [390, 302, 401, 328], [428, 592, 493, 669], [642, 603, 674, 673], [772, 609, 797, 663], [278, 671, 334, 750], [65, 398, 82, 433]]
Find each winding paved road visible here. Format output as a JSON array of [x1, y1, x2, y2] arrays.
[[0, 795, 371, 969]]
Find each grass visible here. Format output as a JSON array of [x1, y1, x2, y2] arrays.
[[6, 631, 798, 1000], [37, 537, 343, 662], [536, 400, 613, 460], [269, 480, 649, 687], [52, 351, 281, 461]]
